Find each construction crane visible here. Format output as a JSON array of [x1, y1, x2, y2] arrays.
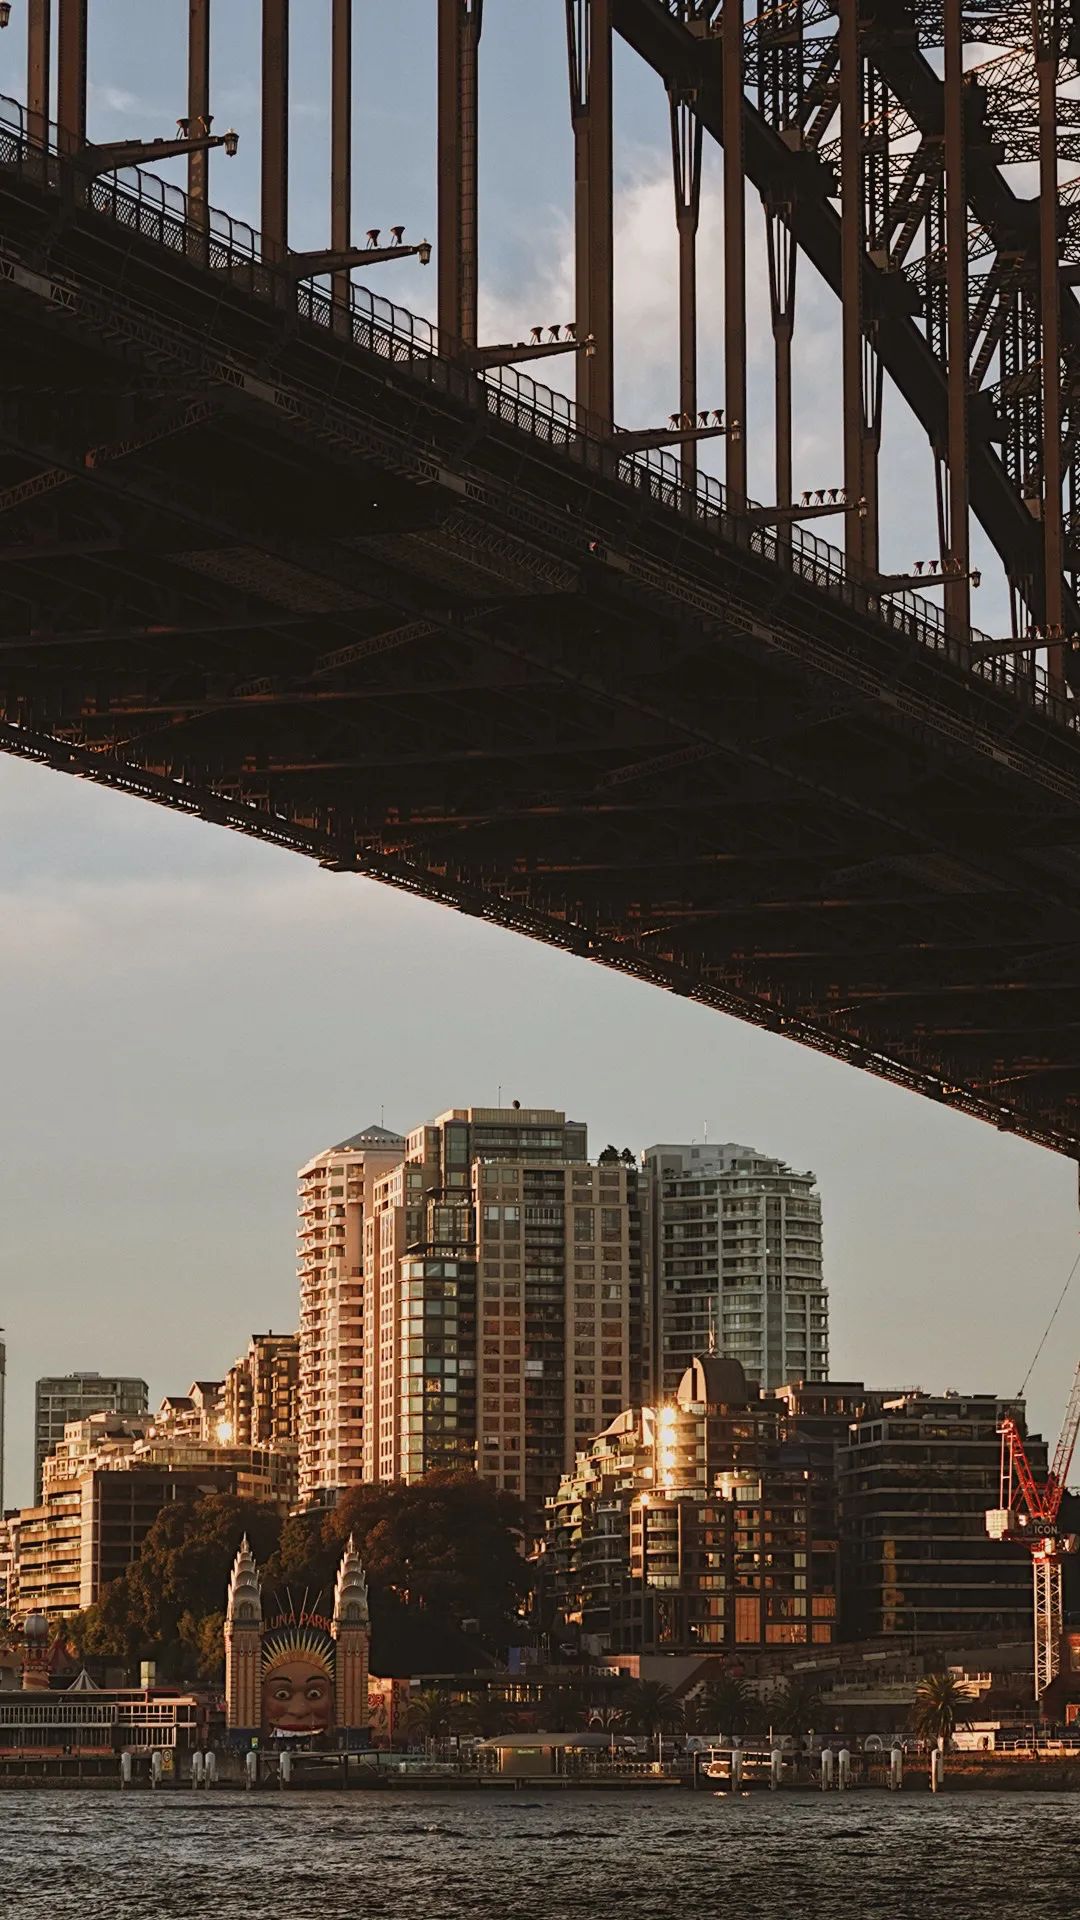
[[986, 1363, 1080, 1701]]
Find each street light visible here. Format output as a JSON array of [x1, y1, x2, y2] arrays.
[[0, 5, 12, 28]]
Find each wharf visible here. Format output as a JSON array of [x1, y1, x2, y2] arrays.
[[2, 1753, 1080, 1792]]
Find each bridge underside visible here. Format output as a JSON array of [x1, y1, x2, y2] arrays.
[[4, 162, 1080, 1157]]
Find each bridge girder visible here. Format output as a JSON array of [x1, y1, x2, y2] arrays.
[[2, 13, 1080, 1153]]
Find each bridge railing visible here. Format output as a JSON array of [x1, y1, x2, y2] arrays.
[[0, 92, 1072, 737]]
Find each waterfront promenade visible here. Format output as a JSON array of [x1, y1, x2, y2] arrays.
[[4, 1745, 1080, 1793]]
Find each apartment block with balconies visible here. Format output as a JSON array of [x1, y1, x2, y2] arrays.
[[359, 1108, 651, 1528], [645, 1142, 827, 1394], [297, 1124, 405, 1506], [542, 1355, 841, 1658]]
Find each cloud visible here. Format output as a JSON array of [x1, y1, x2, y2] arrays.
[[88, 83, 145, 116], [476, 141, 1008, 615]]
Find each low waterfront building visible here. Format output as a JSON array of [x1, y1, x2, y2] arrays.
[[0, 1681, 205, 1752], [541, 1355, 841, 1657]]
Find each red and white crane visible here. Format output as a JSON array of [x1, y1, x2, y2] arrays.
[[986, 1362, 1080, 1700]]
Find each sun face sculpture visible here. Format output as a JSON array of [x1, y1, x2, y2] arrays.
[[260, 1627, 335, 1736]]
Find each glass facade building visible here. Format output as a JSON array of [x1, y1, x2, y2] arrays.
[[645, 1142, 827, 1393]]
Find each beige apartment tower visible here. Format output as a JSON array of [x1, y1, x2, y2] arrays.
[[363, 1108, 652, 1523], [297, 1125, 405, 1506]]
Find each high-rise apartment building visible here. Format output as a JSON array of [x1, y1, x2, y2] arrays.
[[645, 1142, 827, 1394], [543, 1355, 841, 1657], [363, 1107, 652, 1522], [223, 1332, 299, 1452], [33, 1373, 148, 1503], [297, 1125, 405, 1506], [839, 1391, 1045, 1643], [0, 1331, 5, 1513]]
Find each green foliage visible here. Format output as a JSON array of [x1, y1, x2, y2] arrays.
[[540, 1684, 590, 1733], [69, 1472, 530, 1682], [697, 1674, 760, 1736], [912, 1671, 971, 1746], [618, 1679, 684, 1743], [405, 1687, 457, 1744], [328, 1472, 529, 1639], [766, 1676, 825, 1735]]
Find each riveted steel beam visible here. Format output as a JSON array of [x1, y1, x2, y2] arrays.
[[261, 0, 289, 262], [567, 0, 614, 426], [331, 0, 352, 324], [56, 0, 86, 153], [438, 0, 483, 348], [188, 0, 211, 232], [943, 0, 971, 639], [723, 0, 746, 511], [26, 0, 50, 147]]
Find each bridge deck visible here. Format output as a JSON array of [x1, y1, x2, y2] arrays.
[[2, 102, 1080, 1156]]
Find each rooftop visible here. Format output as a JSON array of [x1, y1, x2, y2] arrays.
[[331, 1124, 405, 1151]]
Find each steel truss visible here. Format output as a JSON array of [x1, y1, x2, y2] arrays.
[[1, 5, 1080, 1157]]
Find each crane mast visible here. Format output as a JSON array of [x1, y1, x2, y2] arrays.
[[986, 1363, 1080, 1702]]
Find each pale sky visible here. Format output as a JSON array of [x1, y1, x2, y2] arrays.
[[1, 4, 1076, 1507]]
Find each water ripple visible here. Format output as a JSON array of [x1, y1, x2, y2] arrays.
[[0, 1789, 1069, 1918]]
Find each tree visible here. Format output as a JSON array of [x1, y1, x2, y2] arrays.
[[180, 1609, 226, 1683], [70, 1492, 283, 1671], [406, 1687, 456, 1751], [767, 1676, 824, 1736], [66, 1470, 532, 1682], [619, 1679, 684, 1755], [698, 1674, 759, 1736], [912, 1672, 971, 1748], [541, 1684, 589, 1733], [326, 1472, 530, 1652], [262, 1509, 336, 1602]]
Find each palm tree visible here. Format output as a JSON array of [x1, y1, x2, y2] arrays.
[[543, 1684, 589, 1733], [912, 1671, 971, 1748], [467, 1692, 515, 1739], [620, 1679, 684, 1757], [406, 1687, 456, 1752], [768, 1676, 824, 1737], [699, 1674, 759, 1737]]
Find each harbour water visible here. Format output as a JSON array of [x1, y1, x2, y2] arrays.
[[0, 1789, 1072, 1918]]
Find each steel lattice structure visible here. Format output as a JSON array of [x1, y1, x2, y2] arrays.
[[2, 0, 1080, 1155]]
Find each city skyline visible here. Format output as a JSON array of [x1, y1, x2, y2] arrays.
[[2, 6, 1078, 1513], [3, 1021, 1078, 1511]]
